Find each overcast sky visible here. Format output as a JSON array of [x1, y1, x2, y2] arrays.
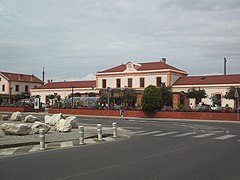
[[0, 0, 239, 82]]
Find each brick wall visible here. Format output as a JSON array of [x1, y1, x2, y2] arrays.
[[49, 108, 238, 121]]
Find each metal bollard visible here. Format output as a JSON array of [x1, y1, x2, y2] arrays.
[[39, 128, 45, 151], [112, 122, 117, 138], [97, 124, 102, 141], [79, 126, 85, 145]]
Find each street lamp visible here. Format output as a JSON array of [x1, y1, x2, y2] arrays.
[[107, 87, 110, 119], [9, 87, 12, 105], [71, 86, 74, 108], [235, 88, 239, 121]]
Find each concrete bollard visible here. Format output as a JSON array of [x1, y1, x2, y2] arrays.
[[39, 128, 45, 151], [112, 122, 117, 138], [97, 124, 102, 141], [79, 126, 84, 145]]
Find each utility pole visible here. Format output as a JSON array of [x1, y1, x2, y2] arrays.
[[42, 67, 45, 84], [224, 58, 227, 75]]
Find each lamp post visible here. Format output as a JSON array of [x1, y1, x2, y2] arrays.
[[107, 87, 110, 119], [9, 87, 12, 105], [235, 88, 239, 121], [71, 86, 74, 108]]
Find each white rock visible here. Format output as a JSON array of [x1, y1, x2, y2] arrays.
[[0, 114, 9, 121], [24, 115, 40, 123], [1, 123, 31, 135], [10, 111, 22, 121], [44, 115, 52, 125], [31, 122, 51, 134], [45, 113, 64, 126], [66, 116, 78, 128], [54, 119, 72, 132]]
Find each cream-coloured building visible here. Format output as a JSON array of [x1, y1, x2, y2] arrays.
[[0, 71, 43, 102], [96, 58, 187, 105], [96, 59, 187, 90], [31, 80, 97, 104], [172, 74, 240, 108]]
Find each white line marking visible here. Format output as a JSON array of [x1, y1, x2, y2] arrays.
[[194, 133, 215, 138], [85, 139, 97, 144], [154, 132, 179, 137], [29, 145, 40, 152], [214, 135, 236, 140], [0, 148, 18, 156], [138, 131, 162, 136], [174, 132, 196, 137], [104, 137, 115, 142], [131, 130, 146, 135], [60, 141, 73, 148]]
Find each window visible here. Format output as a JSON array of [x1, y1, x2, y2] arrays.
[[140, 78, 145, 88], [116, 79, 121, 88], [0, 77, 1, 81], [102, 79, 107, 88], [156, 77, 162, 87], [2, 85, 5, 92], [15, 85, 19, 92], [25, 85, 29, 92], [128, 78, 132, 88]]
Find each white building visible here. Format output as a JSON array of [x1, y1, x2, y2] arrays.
[[172, 74, 240, 108], [0, 71, 43, 102], [31, 80, 97, 104], [96, 59, 187, 105]]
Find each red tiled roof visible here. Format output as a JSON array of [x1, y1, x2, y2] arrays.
[[34, 80, 96, 89], [98, 61, 187, 74], [173, 74, 240, 86], [0, 71, 43, 83]]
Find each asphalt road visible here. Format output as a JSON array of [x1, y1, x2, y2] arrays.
[[1, 116, 240, 180]]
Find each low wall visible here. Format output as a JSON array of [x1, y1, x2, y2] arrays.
[[0, 106, 45, 112], [49, 108, 238, 121]]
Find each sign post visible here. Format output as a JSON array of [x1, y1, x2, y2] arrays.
[[235, 89, 239, 121], [34, 97, 40, 112]]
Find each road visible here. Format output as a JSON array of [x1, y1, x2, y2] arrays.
[[1, 116, 240, 180]]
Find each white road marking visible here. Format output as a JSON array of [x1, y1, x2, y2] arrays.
[[60, 141, 73, 148], [137, 131, 162, 136], [0, 147, 18, 156], [193, 133, 215, 138], [85, 139, 97, 144], [104, 137, 115, 142], [131, 130, 146, 135], [29, 145, 40, 152], [214, 135, 236, 140], [174, 132, 196, 137], [154, 132, 179, 137]]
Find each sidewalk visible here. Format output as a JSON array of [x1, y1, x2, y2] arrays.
[[0, 118, 130, 149]]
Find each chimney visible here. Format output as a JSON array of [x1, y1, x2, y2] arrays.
[[47, 79, 51, 83], [160, 58, 166, 63], [31, 74, 34, 82], [224, 57, 227, 75]]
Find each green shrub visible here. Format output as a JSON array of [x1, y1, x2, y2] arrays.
[[142, 85, 162, 112]]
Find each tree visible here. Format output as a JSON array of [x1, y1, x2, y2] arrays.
[[159, 83, 172, 107], [225, 87, 240, 100], [185, 88, 207, 104], [225, 87, 240, 109], [142, 85, 162, 111]]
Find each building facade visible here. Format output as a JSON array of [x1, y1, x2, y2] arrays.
[[172, 74, 240, 109], [31, 80, 97, 104], [0, 71, 43, 103], [96, 59, 187, 105]]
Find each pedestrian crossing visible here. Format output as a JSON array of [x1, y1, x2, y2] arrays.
[[132, 130, 239, 142]]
